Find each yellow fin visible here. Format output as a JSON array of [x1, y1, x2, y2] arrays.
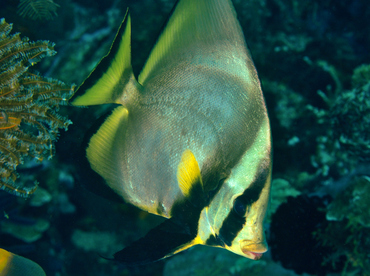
[[0, 248, 46, 276], [71, 10, 139, 106], [86, 106, 129, 196], [177, 150, 203, 197]]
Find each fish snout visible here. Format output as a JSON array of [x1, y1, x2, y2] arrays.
[[240, 240, 267, 260]]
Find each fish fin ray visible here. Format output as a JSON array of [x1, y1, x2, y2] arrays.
[[138, 0, 247, 85], [86, 106, 128, 197], [177, 149, 203, 197], [71, 9, 138, 106]]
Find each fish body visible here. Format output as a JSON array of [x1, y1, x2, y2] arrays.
[[71, 0, 272, 265], [0, 249, 46, 276]]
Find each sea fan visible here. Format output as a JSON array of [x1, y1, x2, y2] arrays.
[[17, 0, 60, 21], [0, 18, 74, 197]]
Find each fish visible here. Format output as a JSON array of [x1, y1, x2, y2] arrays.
[[71, 0, 272, 265], [0, 248, 46, 276]]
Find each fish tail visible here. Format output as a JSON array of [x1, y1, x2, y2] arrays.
[[70, 9, 140, 107]]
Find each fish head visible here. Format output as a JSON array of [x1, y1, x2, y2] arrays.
[[205, 161, 271, 260], [226, 171, 271, 260], [201, 119, 272, 260]]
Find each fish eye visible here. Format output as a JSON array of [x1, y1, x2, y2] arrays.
[[233, 198, 248, 217]]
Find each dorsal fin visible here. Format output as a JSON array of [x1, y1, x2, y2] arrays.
[[71, 9, 139, 106], [177, 149, 203, 197], [138, 0, 249, 85]]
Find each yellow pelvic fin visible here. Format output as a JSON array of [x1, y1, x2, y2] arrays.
[[86, 106, 129, 196], [71, 9, 139, 106], [177, 149, 203, 197], [171, 235, 203, 257]]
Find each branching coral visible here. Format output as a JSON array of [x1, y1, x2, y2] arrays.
[[0, 18, 74, 197]]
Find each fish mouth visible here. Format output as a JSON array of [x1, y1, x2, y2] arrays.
[[241, 250, 264, 260], [240, 240, 267, 260]]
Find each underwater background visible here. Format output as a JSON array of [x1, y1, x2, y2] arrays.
[[0, 0, 369, 275]]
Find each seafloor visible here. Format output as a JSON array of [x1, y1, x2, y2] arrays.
[[0, 0, 369, 275]]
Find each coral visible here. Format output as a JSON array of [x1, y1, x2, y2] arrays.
[[318, 221, 370, 276], [307, 63, 370, 182], [71, 229, 122, 255], [0, 18, 74, 197], [1, 217, 50, 243], [164, 245, 301, 276], [266, 178, 300, 222], [0, 190, 50, 243], [270, 195, 343, 275], [330, 67, 370, 161], [307, 61, 370, 274], [29, 186, 52, 207], [352, 64, 370, 88], [316, 176, 370, 275], [264, 80, 305, 130], [17, 0, 60, 21], [327, 175, 370, 226]]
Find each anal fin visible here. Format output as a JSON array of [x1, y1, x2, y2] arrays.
[[86, 106, 129, 197]]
